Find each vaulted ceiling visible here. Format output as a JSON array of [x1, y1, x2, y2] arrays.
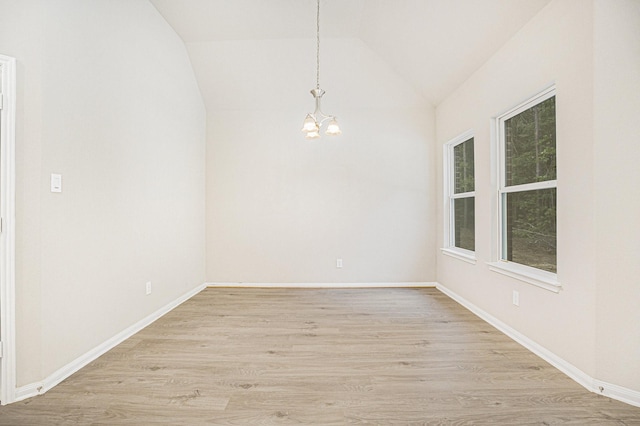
[[150, 0, 551, 110]]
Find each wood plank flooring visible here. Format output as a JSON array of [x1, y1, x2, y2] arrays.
[[1, 288, 639, 425]]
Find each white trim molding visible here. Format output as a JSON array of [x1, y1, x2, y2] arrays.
[[593, 379, 640, 408], [436, 282, 640, 408], [207, 282, 437, 289], [0, 54, 17, 406], [14, 283, 207, 403], [487, 261, 560, 293], [440, 248, 476, 265]]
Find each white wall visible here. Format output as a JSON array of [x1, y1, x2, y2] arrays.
[[437, 0, 640, 395], [206, 107, 434, 283], [593, 0, 640, 391], [199, 38, 435, 283], [0, 0, 206, 386]]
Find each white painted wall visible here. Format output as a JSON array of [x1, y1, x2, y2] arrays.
[[206, 107, 434, 283], [437, 0, 640, 394], [0, 0, 206, 386], [593, 0, 640, 391], [200, 38, 435, 283]]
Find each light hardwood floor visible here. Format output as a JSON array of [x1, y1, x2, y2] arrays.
[[1, 288, 639, 425]]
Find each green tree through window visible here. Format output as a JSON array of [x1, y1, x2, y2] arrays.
[[445, 135, 475, 254], [501, 94, 556, 273]]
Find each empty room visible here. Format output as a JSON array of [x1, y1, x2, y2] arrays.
[[0, 0, 639, 424]]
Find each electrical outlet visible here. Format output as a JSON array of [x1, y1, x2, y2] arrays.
[[146, 281, 152, 295], [51, 173, 62, 193], [336, 258, 343, 268], [512, 290, 519, 306]]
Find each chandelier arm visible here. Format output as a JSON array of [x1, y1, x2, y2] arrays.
[[314, 111, 334, 125]]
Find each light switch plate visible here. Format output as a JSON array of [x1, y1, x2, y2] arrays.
[[51, 174, 62, 193]]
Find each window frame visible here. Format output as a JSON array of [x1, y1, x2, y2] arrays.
[[442, 130, 476, 264], [488, 86, 561, 292]]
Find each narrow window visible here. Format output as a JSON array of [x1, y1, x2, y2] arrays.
[[498, 88, 556, 273], [444, 132, 475, 259]]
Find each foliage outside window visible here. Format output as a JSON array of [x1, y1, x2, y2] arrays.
[[445, 134, 475, 254], [498, 89, 556, 273]]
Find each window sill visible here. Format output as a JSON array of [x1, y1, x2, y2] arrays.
[[487, 261, 561, 293], [441, 248, 477, 265]]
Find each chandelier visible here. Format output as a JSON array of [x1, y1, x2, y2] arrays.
[[301, 0, 341, 139]]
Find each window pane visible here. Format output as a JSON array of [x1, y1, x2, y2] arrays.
[[503, 188, 556, 272], [505, 96, 556, 186], [454, 197, 475, 251], [454, 138, 474, 193]]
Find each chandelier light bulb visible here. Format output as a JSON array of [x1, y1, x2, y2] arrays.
[[325, 118, 341, 136], [305, 130, 321, 139], [302, 114, 319, 133]]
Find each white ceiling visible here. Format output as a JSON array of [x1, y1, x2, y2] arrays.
[[150, 0, 552, 109]]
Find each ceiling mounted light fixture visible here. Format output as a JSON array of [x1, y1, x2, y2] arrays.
[[301, 0, 341, 139]]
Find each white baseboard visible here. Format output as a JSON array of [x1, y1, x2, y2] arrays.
[[206, 282, 437, 288], [14, 382, 43, 402], [593, 379, 640, 408], [14, 283, 207, 403], [436, 282, 640, 408]]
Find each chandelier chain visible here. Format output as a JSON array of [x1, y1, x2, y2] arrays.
[[316, 0, 320, 90]]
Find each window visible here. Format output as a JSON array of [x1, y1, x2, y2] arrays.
[[443, 131, 475, 262], [491, 87, 558, 290]]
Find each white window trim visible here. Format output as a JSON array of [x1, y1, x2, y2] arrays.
[[0, 54, 17, 405], [442, 129, 476, 263], [487, 261, 560, 293], [491, 86, 560, 292], [441, 247, 476, 264]]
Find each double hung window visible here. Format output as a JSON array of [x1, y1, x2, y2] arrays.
[[443, 131, 475, 261], [493, 87, 558, 289]]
